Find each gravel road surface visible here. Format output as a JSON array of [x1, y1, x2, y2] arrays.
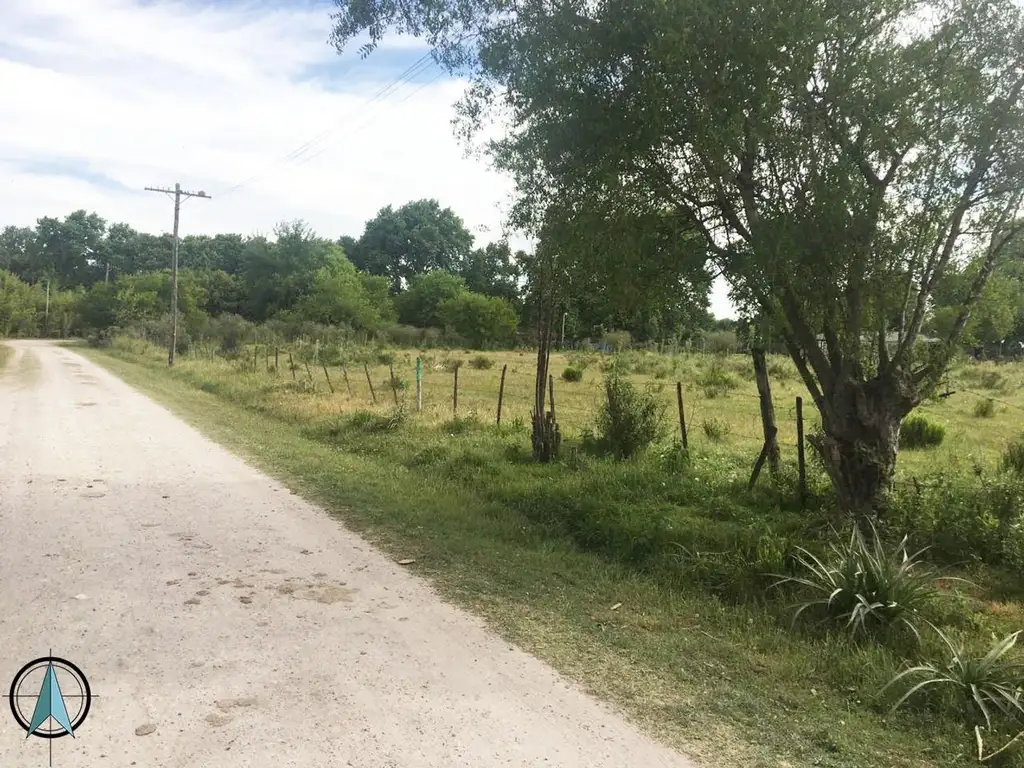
[[0, 341, 697, 768]]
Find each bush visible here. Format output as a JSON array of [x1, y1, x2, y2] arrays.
[[1000, 437, 1024, 475], [697, 359, 739, 399], [702, 418, 730, 442], [900, 415, 946, 449], [561, 365, 584, 382], [973, 398, 996, 418], [469, 355, 494, 370], [442, 357, 463, 373], [883, 628, 1024, 730], [702, 329, 741, 354], [593, 374, 668, 459], [980, 370, 1006, 390], [889, 473, 1024, 569], [601, 329, 632, 351], [772, 523, 939, 640]]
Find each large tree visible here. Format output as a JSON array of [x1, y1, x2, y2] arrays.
[[332, 0, 1024, 517], [355, 198, 475, 292]]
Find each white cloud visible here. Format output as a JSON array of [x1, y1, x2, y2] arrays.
[[0, 0, 736, 317]]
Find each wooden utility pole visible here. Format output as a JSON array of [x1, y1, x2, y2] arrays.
[[144, 183, 211, 366]]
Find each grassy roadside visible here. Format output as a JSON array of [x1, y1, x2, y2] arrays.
[[81, 344, 1009, 768], [0, 343, 11, 370]]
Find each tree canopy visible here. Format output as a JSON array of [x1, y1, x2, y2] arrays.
[[331, 0, 1024, 515]]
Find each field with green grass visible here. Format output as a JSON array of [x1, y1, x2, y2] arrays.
[[82, 336, 1024, 767]]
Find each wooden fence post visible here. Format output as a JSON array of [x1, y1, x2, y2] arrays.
[[364, 364, 377, 404], [303, 362, 314, 383], [340, 364, 353, 397], [415, 357, 422, 412], [453, 366, 459, 416], [548, 374, 556, 420], [275, 348, 280, 374], [389, 364, 400, 405], [676, 381, 688, 450], [288, 351, 296, 380], [497, 364, 508, 425], [253, 345, 258, 373], [265, 347, 270, 371], [748, 426, 778, 490], [796, 396, 807, 507], [322, 363, 335, 394]]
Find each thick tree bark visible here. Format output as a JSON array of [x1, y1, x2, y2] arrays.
[[809, 373, 917, 519]]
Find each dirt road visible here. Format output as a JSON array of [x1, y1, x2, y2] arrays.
[[0, 341, 696, 768]]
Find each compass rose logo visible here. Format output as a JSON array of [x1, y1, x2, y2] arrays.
[[9, 656, 92, 766]]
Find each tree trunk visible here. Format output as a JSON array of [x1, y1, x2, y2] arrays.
[[809, 375, 915, 519], [751, 346, 780, 476]]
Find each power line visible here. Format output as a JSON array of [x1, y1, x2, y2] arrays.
[[144, 183, 212, 367], [290, 66, 446, 169], [217, 52, 438, 198]]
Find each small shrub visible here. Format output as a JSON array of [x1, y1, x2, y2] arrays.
[[702, 418, 730, 442], [561, 365, 584, 383], [980, 370, 1006, 390], [697, 359, 739, 399], [345, 407, 408, 434], [772, 522, 939, 640], [882, 627, 1024, 730], [1000, 437, 1024, 475], [973, 398, 996, 418], [375, 350, 396, 366], [442, 358, 463, 373], [443, 414, 479, 435], [601, 329, 632, 351], [900, 415, 946, 449], [469, 355, 494, 370], [594, 374, 668, 459]]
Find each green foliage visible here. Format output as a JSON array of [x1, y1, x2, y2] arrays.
[[702, 330, 741, 355], [353, 199, 474, 292], [1000, 437, 1024, 476], [592, 374, 668, 460], [772, 524, 938, 640], [600, 330, 632, 351], [436, 292, 519, 348], [697, 359, 739, 399], [561, 364, 584, 382], [702, 418, 730, 442], [974, 398, 996, 418], [396, 270, 468, 327], [293, 255, 395, 330], [889, 473, 1024, 569], [900, 416, 946, 450], [468, 354, 494, 370], [883, 628, 1024, 730]]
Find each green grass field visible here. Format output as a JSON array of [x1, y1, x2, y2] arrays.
[[81, 337, 1024, 767]]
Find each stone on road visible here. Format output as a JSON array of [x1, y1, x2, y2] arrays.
[[0, 341, 697, 768]]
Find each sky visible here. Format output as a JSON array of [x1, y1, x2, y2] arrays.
[[0, 0, 736, 318]]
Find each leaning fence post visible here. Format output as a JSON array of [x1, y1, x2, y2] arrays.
[[322, 363, 335, 394], [497, 364, 508, 425], [253, 345, 259, 372], [340, 363, 353, 397], [364, 363, 377, 404], [748, 426, 778, 490], [453, 366, 459, 416], [676, 381, 688, 450], [796, 396, 807, 507], [389, 364, 400, 405], [275, 348, 280, 374]]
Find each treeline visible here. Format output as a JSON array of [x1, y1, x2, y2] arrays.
[[0, 199, 726, 349]]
